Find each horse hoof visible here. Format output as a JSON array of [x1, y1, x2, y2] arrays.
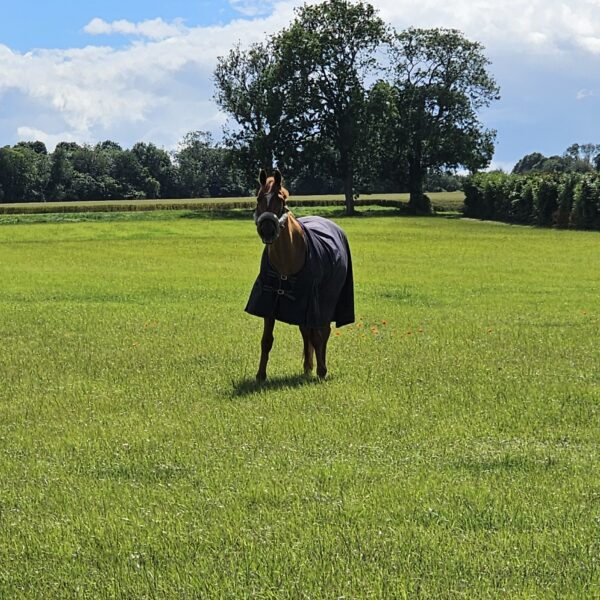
[[316, 369, 327, 380], [256, 372, 267, 383]]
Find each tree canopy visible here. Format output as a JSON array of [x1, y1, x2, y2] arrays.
[[0, 133, 248, 204], [214, 1, 500, 214]]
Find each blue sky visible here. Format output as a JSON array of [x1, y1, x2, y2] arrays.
[[0, 1, 244, 51], [1, 0, 599, 170]]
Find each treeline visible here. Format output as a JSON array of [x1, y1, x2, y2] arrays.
[[0, 131, 465, 204], [214, 0, 499, 214], [464, 171, 600, 230], [0, 132, 251, 204], [512, 143, 600, 175]]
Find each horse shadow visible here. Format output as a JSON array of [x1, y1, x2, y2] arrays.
[[230, 373, 322, 397]]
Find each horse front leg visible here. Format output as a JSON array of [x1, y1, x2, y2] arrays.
[[256, 317, 275, 382], [299, 325, 314, 376], [310, 325, 331, 379]]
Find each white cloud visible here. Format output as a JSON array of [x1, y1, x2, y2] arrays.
[[17, 126, 85, 148], [1, 0, 600, 158], [576, 88, 594, 100], [374, 0, 600, 56], [229, 0, 277, 17], [84, 17, 186, 40], [485, 160, 516, 173]]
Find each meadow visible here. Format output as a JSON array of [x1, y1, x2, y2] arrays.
[[0, 206, 599, 598]]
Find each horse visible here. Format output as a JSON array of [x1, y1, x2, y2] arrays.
[[245, 169, 354, 381]]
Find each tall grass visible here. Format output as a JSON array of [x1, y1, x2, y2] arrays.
[[0, 210, 598, 598]]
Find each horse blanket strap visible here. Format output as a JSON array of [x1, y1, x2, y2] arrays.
[[261, 271, 298, 302], [245, 216, 355, 328]]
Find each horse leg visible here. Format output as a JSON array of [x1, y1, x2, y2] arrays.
[[256, 317, 275, 382], [310, 325, 331, 379], [299, 325, 314, 376]]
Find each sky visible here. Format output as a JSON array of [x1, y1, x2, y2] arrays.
[[1, 0, 600, 171]]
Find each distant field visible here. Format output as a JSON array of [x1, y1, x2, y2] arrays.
[[0, 210, 598, 598], [0, 191, 465, 214]]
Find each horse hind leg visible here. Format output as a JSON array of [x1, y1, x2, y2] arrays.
[[310, 325, 331, 379], [300, 325, 314, 376], [256, 317, 275, 382]]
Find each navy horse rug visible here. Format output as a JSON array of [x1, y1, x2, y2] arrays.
[[245, 216, 355, 328]]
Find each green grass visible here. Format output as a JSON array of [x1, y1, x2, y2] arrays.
[[0, 209, 599, 598]]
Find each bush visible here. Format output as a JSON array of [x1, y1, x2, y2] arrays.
[[571, 175, 600, 230], [462, 171, 600, 230], [533, 177, 559, 227], [555, 174, 578, 228]]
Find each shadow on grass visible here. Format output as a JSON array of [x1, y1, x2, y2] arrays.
[[180, 207, 459, 221], [231, 373, 322, 397], [0, 206, 461, 226], [180, 209, 254, 221]]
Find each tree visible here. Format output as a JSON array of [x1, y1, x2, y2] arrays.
[[214, 41, 290, 178], [214, 0, 387, 214], [565, 142, 600, 165], [131, 142, 178, 198], [0, 145, 50, 202], [174, 131, 248, 198], [272, 0, 387, 214], [386, 28, 499, 213], [513, 151, 592, 174], [512, 152, 547, 174]]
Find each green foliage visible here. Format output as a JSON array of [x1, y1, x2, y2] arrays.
[[464, 171, 600, 230], [533, 177, 559, 226], [512, 152, 592, 175], [1, 214, 600, 597], [0, 133, 251, 204], [214, 3, 499, 214], [0, 144, 50, 202], [556, 174, 577, 228], [571, 175, 600, 229], [174, 131, 248, 198], [387, 28, 499, 213]]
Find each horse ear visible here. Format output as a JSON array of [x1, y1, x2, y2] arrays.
[[259, 169, 267, 186], [273, 169, 282, 187]]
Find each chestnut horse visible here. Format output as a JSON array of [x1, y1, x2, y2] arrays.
[[245, 169, 354, 381]]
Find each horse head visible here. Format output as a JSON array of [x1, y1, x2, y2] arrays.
[[254, 169, 290, 244]]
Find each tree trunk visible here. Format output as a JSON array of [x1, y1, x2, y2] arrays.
[[407, 143, 432, 215], [340, 145, 356, 216], [343, 169, 356, 215]]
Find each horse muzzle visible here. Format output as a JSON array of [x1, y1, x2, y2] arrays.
[[255, 211, 288, 245]]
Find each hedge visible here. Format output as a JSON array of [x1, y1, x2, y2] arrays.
[[463, 172, 600, 230]]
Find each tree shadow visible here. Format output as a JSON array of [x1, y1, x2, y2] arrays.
[[180, 206, 462, 222], [230, 373, 322, 397], [179, 209, 254, 221]]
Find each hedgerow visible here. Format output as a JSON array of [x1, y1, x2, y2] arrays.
[[463, 172, 600, 230]]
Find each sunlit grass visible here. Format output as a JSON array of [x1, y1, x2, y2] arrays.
[[0, 211, 599, 598]]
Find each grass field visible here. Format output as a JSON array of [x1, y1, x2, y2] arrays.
[[0, 207, 599, 598]]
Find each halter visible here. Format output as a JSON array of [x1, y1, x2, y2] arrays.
[[254, 207, 290, 244]]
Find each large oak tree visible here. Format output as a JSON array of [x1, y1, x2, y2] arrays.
[[386, 28, 500, 213]]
